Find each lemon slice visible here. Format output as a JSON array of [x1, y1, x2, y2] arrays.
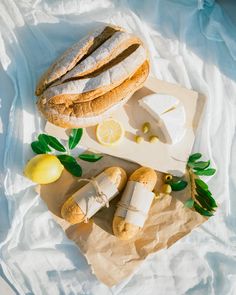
[[96, 119, 125, 146]]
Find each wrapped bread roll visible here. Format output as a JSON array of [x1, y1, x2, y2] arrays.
[[35, 24, 149, 128], [113, 167, 157, 240], [61, 167, 127, 224]]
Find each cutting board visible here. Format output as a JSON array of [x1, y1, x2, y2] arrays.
[[45, 76, 205, 175]]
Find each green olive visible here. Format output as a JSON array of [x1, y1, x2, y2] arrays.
[[161, 184, 172, 194], [154, 192, 161, 200], [149, 135, 159, 143], [142, 122, 151, 134], [164, 174, 173, 182], [135, 135, 144, 144]]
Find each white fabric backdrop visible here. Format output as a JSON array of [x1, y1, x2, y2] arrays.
[[0, 0, 236, 294]]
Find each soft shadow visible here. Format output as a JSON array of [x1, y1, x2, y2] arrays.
[[65, 221, 93, 243], [93, 195, 121, 235], [124, 87, 154, 130], [192, 93, 206, 130], [123, 87, 168, 143], [39, 169, 81, 218], [126, 0, 236, 82], [85, 125, 97, 144], [0, 265, 18, 295]]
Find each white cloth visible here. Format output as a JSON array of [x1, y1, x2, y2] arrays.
[[0, 0, 236, 294]]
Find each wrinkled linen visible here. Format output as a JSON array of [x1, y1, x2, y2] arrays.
[[0, 0, 236, 294]]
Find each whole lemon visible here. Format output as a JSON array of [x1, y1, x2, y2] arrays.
[[24, 154, 64, 184]]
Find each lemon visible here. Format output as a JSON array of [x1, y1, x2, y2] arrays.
[[24, 154, 64, 184], [96, 119, 125, 146]]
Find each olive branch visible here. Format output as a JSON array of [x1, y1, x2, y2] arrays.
[[165, 153, 217, 217]]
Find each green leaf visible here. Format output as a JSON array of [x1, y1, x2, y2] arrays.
[[184, 199, 194, 208], [195, 178, 208, 190], [207, 195, 218, 208], [69, 129, 83, 150], [38, 134, 51, 152], [195, 194, 213, 212], [31, 141, 48, 154], [188, 160, 210, 170], [78, 154, 103, 162], [194, 202, 213, 217], [57, 155, 82, 177], [168, 179, 188, 191], [196, 186, 212, 197], [195, 168, 216, 176], [196, 188, 217, 208], [188, 153, 202, 163], [41, 134, 66, 152]]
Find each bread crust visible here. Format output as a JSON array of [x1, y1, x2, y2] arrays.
[[61, 167, 127, 224], [60, 31, 142, 83], [35, 24, 149, 127], [41, 45, 146, 104], [35, 25, 120, 96], [113, 167, 157, 240], [37, 61, 149, 128]]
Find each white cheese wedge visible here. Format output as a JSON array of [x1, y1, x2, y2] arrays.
[[139, 93, 186, 144], [160, 118, 186, 144], [161, 104, 186, 126], [138, 94, 179, 120]]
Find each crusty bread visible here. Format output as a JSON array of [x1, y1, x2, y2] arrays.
[[60, 31, 142, 83], [35, 24, 149, 128], [113, 167, 157, 240], [35, 25, 120, 96], [61, 167, 127, 224], [38, 61, 149, 128]]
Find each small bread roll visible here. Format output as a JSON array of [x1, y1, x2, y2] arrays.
[[61, 167, 127, 224], [113, 167, 157, 240]]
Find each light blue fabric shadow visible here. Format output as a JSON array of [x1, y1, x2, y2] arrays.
[[199, 0, 236, 60], [126, 0, 236, 83]]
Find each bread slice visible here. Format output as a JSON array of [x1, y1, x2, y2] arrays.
[[36, 24, 150, 128]]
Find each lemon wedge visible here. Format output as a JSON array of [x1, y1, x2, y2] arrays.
[[96, 119, 125, 146]]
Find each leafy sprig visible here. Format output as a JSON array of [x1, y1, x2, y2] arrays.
[[185, 153, 217, 217], [164, 152, 217, 217], [30, 129, 102, 177]]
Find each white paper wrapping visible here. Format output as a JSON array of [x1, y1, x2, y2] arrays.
[[73, 173, 118, 219], [115, 181, 154, 227]]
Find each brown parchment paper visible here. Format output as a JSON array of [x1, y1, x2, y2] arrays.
[[38, 153, 206, 287]]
